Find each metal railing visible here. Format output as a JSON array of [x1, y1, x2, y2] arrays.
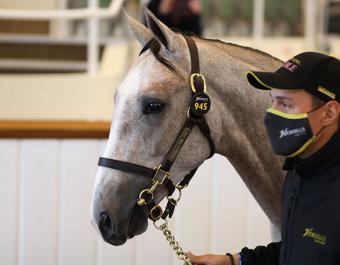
[[0, 0, 331, 75], [0, 0, 126, 75]]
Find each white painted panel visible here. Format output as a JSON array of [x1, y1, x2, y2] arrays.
[[95, 138, 137, 265], [174, 157, 214, 260], [19, 140, 60, 265], [58, 140, 99, 265], [135, 219, 172, 265], [0, 139, 274, 265], [245, 189, 271, 248], [0, 140, 19, 265], [210, 155, 248, 254], [96, 237, 136, 265]]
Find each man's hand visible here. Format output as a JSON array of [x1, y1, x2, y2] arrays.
[[187, 251, 230, 265]]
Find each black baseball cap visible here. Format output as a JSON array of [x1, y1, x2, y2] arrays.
[[247, 52, 340, 102]]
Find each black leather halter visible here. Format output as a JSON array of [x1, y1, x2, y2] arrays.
[[98, 36, 215, 221]]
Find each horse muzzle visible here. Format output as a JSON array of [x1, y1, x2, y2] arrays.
[[98, 205, 148, 246]]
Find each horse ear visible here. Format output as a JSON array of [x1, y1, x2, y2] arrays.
[[144, 8, 179, 52], [124, 10, 153, 47]]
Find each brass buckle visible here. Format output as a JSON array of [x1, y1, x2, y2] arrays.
[[137, 165, 170, 206], [152, 165, 170, 186], [167, 186, 182, 203], [137, 189, 153, 206], [190, 73, 207, 93], [150, 205, 163, 221]]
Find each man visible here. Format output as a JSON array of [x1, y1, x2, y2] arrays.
[[187, 52, 340, 265], [145, 0, 203, 36]]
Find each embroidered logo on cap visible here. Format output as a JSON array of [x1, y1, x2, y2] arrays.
[[318, 86, 336, 99], [283, 60, 299, 72]]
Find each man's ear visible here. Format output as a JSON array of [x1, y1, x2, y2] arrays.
[[144, 8, 182, 52], [124, 10, 153, 47], [324, 100, 340, 125]]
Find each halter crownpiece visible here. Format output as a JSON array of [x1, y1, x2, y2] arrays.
[[98, 35, 215, 222]]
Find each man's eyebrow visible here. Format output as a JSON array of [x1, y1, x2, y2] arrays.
[[275, 96, 293, 102], [269, 93, 293, 102]]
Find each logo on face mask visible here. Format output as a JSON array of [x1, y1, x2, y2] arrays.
[[264, 105, 325, 157], [279, 127, 307, 138]]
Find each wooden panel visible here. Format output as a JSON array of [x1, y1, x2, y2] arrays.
[[58, 140, 98, 265], [0, 120, 110, 139], [18, 140, 60, 265], [0, 43, 104, 61], [0, 20, 49, 35], [0, 140, 19, 265]]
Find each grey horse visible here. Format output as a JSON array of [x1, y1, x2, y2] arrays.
[[91, 9, 285, 246]]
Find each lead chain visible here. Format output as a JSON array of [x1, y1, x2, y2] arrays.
[[154, 220, 192, 265]]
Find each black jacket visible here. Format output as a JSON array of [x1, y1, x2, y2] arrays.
[[240, 131, 340, 265]]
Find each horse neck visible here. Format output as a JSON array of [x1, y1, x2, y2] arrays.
[[197, 39, 285, 228]]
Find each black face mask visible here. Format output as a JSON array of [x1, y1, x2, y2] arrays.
[[264, 105, 325, 157]]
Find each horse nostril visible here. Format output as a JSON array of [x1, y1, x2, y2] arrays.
[[98, 212, 114, 240]]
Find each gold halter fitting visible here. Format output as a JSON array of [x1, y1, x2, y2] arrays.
[[137, 165, 171, 206], [190, 73, 207, 93]]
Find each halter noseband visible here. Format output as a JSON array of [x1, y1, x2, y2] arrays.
[[98, 36, 215, 221]]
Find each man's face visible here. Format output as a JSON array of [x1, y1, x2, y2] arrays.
[[269, 89, 314, 114], [269, 88, 324, 136]]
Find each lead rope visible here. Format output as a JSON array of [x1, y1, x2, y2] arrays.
[[154, 219, 192, 265], [154, 184, 192, 265]]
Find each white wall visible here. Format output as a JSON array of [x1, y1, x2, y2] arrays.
[[0, 139, 273, 265], [1, 38, 339, 121]]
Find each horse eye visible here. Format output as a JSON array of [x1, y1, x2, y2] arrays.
[[143, 101, 165, 114]]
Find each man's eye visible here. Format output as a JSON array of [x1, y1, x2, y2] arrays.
[[277, 101, 290, 109], [143, 101, 165, 114]]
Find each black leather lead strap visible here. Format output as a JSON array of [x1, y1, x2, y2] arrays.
[[179, 168, 198, 188], [184, 36, 200, 74], [98, 157, 176, 197], [98, 158, 155, 178], [197, 117, 215, 158], [184, 35, 205, 93], [161, 167, 198, 220], [161, 117, 196, 172]]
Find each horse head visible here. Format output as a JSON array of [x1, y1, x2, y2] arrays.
[[90, 10, 221, 246]]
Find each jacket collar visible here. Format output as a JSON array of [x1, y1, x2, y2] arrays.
[[283, 130, 340, 178]]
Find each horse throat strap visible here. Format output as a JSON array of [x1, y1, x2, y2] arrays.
[[98, 36, 215, 222]]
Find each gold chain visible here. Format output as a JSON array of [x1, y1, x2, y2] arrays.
[[154, 220, 192, 265]]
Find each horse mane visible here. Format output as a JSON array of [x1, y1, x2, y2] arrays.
[[139, 38, 180, 75], [199, 36, 282, 63], [139, 33, 282, 74]]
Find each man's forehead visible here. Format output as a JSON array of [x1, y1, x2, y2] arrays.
[[269, 89, 306, 99]]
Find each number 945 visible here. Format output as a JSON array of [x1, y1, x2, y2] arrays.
[[194, 102, 208, 111]]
